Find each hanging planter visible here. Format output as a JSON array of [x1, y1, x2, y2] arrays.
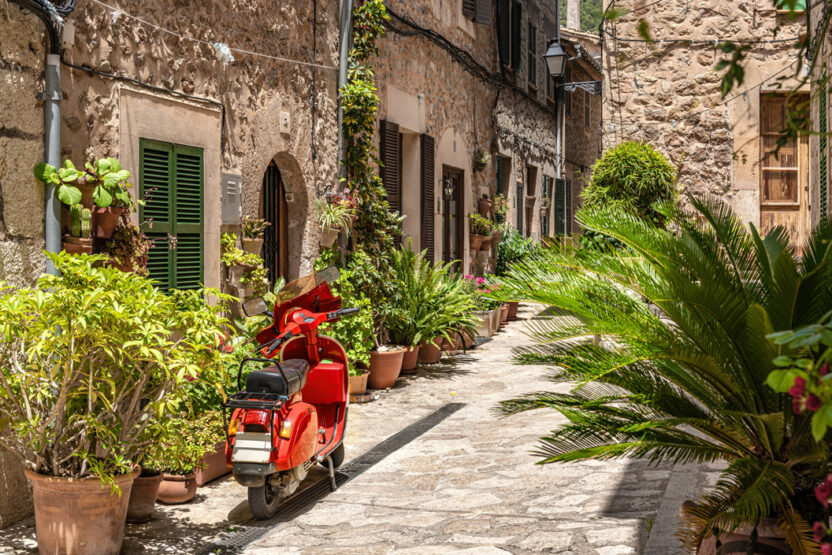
[[321, 227, 339, 248], [478, 196, 493, 218], [92, 206, 124, 239], [470, 234, 485, 251], [480, 236, 493, 251], [242, 237, 263, 255], [473, 150, 491, 172]]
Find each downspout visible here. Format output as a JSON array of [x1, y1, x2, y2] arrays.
[[336, 0, 354, 264], [11, 0, 76, 275], [554, 0, 563, 235]]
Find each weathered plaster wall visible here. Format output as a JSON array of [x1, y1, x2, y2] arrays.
[[601, 0, 805, 226]]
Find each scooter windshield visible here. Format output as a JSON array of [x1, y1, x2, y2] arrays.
[[275, 265, 340, 306]]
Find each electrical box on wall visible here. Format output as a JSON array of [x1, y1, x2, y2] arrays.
[[221, 173, 242, 225]]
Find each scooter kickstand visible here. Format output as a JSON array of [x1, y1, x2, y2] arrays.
[[326, 456, 337, 491]]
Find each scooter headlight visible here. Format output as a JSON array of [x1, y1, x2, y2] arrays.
[[278, 420, 293, 439]]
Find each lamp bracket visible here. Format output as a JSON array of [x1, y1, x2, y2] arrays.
[[559, 80, 602, 95]]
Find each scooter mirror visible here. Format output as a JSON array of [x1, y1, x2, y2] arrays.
[[242, 297, 270, 317]]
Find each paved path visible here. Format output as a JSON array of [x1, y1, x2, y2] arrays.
[[0, 305, 719, 554]]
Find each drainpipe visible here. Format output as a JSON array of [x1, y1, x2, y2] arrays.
[[11, 0, 75, 275], [337, 0, 354, 182]]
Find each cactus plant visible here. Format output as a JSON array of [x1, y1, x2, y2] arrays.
[[70, 204, 82, 237], [80, 208, 91, 238]]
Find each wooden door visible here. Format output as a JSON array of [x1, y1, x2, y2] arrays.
[[261, 162, 288, 286], [759, 94, 809, 251], [442, 166, 464, 270]]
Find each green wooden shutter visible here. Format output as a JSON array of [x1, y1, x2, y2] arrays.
[[821, 73, 828, 217], [420, 134, 435, 262], [554, 178, 565, 236], [496, 156, 504, 224], [140, 139, 173, 291], [565, 179, 573, 236], [542, 176, 551, 236], [173, 145, 204, 290], [511, 1, 522, 71], [140, 140, 203, 291], [497, 0, 510, 66], [516, 181, 523, 233]]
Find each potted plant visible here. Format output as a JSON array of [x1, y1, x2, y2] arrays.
[[473, 150, 491, 172], [316, 196, 355, 248], [85, 157, 136, 238], [469, 213, 492, 252], [126, 467, 164, 524], [319, 288, 374, 394], [241, 215, 270, 254], [62, 203, 93, 254], [103, 221, 151, 275], [0, 252, 231, 554], [222, 233, 269, 298], [478, 193, 493, 218]]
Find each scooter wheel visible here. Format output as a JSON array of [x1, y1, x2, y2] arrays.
[[327, 443, 345, 469], [248, 482, 281, 520]]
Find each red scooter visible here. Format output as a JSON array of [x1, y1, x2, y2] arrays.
[[222, 267, 357, 519]]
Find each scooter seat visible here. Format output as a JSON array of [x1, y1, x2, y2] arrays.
[[245, 359, 309, 396]]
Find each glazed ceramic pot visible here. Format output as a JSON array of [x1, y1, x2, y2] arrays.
[[349, 372, 369, 395], [26, 467, 138, 555], [242, 237, 263, 255], [418, 337, 443, 364], [157, 473, 197, 504], [92, 206, 124, 239], [400, 345, 421, 373], [126, 472, 163, 524], [195, 442, 230, 486], [368, 347, 406, 389]]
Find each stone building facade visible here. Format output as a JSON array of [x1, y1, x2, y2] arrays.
[[809, 1, 832, 229], [0, 0, 340, 526], [602, 0, 809, 247], [373, 0, 599, 273]]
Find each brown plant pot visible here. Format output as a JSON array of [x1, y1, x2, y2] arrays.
[[368, 348, 406, 389], [127, 472, 163, 524], [507, 301, 519, 320], [400, 345, 421, 373], [92, 206, 124, 239], [492, 229, 504, 245], [157, 473, 197, 504], [478, 198, 493, 218], [195, 442, 230, 486], [682, 501, 788, 554], [500, 303, 509, 324], [469, 234, 485, 251], [349, 371, 369, 395], [241, 237, 263, 255], [474, 311, 491, 338], [461, 330, 475, 349], [62, 235, 93, 255], [418, 337, 443, 364], [321, 228, 339, 248], [26, 467, 138, 555], [480, 236, 493, 251]]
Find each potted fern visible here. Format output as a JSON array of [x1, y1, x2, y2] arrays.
[[317, 196, 355, 248]]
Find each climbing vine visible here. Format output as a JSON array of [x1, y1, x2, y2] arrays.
[[340, 0, 402, 260]]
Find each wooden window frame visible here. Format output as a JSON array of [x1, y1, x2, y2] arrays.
[[760, 94, 804, 208], [527, 21, 537, 92]]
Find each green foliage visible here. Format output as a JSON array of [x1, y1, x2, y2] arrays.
[[0, 252, 232, 487], [582, 141, 677, 226], [70, 204, 83, 237], [559, 0, 603, 33], [221, 233, 269, 296], [494, 198, 832, 552], [142, 411, 226, 475], [463, 275, 502, 311], [80, 208, 91, 238], [496, 227, 538, 276], [316, 196, 356, 233], [85, 157, 134, 209], [34, 160, 82, 206], [320, 287, 374, 375], [103, 222, 150, 276], [468, 213, 493, 236], [241, 216, 270, 239]]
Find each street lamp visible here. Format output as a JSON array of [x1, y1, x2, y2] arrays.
[[544, 40, 567, 78]]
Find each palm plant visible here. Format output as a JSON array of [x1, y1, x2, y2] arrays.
[[495, 196, 832, 553]]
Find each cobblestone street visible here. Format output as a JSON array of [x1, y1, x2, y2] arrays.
[[0, 305, 717, 554]]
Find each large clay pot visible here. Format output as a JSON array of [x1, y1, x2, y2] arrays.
[[507, 301, 519, 320], [62, 236, 93, 255], [469, 234, 485, 251], [321, 228, 339, 248], [480, 236, 493, 251], [682, 501, 789, 555], [349, 371, 369, 395], [92, 206, 124, 239], [127, 472, 163, 524], [474, 312, 491, 338], [490, 308, 501, 333], [478, 198, 493, 218], [195, 442, 230, 486], [400, 345, 421, 373], [418, 337, 443, 363], [26, 467, 138, 555], [241, 237, 263, 255], [368, 348, 406, 389], [461, 330, 475, 349], [500, 303, 509, 324], [157, 473, 197, 504]]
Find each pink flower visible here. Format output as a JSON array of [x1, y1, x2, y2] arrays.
[[789, 376, 807, 398], [464, 274, 474, 280], [814, 521, 827, 542], [476, 277, 486, 285], [815, 476, 832, 505], [821, 363, 830, 377], [807, 394, 823, 412], [822, 543, 832, 555]]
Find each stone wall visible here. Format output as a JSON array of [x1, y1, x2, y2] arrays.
[[601, 0, 806, 228]]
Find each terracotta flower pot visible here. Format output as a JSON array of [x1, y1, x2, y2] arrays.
[[92, 206, 124, 239], [492, 229, 504, 245], [62, 235, 93, 255], [478, 198, 493, 218], [349, 371, 369, 395], [241, 237, 263, 255], [368, 348, 406, 389], [157, 473, 197, 504], [474, 311, 491, 338], [195, 442, 230, 486], [480, 236, 493, 251], [26, 467, 138, 555], [469, 234, 485, 251], [400, 345, 421, 373], [127, 472, 163, 524], [682, 501, 788, 555], [418, 337, 443, 363], [507, 301, 519, 320], [461, 330, 475, 349], [321, 228, 339, 248], [500, 304, 509, 324]]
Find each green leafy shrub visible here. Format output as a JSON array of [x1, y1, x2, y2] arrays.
[[495, 227, 537, 276], [142, 411, 226, 475], [468, 213, 493, 236], [319, 264, 375, 375], [495, 199, 832, 552], [0, 253, 231, 488], [582, 141, 677, 226], [221, 233, 268, 296]]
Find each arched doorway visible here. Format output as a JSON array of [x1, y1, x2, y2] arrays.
[[261, 161, 289, 286]]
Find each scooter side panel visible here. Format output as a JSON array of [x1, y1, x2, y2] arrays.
[[273, 402, 318, 471]]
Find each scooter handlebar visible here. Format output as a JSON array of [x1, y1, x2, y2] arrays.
[[338, 307, 361, 316]]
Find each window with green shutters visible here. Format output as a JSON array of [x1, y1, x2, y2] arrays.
[[553, 178, 572, 236], [516, 181, 524, 234], [139, 139, 204, 291], [542, 176, 552, 236], [496, 155, 504, 223]]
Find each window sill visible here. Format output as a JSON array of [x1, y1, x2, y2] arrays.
[[761, 201, 801, 207]]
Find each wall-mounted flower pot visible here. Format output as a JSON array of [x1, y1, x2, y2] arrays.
[[242, 237, 263, 255], [507, 301, 519, 320], [195, 442, 230, 486], [26, 467, 138, 555], [478, 198, 493, 218], [321, 228, 339, 248], [469, 234, 485, 251], [480, 236, 493, 251], [157, 473, 197, 504], [400, 345, 421, 373], [127, 472, 163, 523], [92, 206, 124, 239], [62, 235, 93, 255], [349, 371, 369, 395], [368, 347, 406, 389], [418, 337, 443, 363]]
